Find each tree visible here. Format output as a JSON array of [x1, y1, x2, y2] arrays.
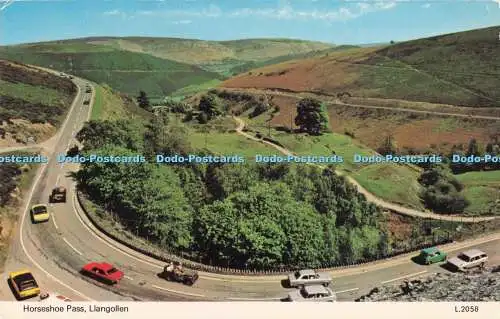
[[137, 91, 151, 111], [418, 164, 469, 213], [198, 93, 221, 120], [294, 98, 328, 135], [377, 135, 398, 155]]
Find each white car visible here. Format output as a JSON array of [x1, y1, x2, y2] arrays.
[[446, 249, 488, 272], [286, 285, 336, 302]]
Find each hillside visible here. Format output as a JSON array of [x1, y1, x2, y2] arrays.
[[85, 37, 333, 65], [222, 26, 500, 108], [0, 59, 76, 147], [0, 45, 221, 97], [0, 37, 333, 96]]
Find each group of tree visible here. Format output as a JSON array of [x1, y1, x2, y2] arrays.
[[418, 163, 470, 214], [76, 115, 392, 269], [447, 138, 500, 173]]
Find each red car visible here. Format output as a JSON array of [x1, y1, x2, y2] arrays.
[[81, 262, 124, 285]]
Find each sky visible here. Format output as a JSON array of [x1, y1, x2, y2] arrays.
[[0, 0, 499, 45]]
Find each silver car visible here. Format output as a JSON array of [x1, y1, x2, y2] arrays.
[[286, 285, 336, 302], [446, 249, 488, 272], [287, 269, 332, 287]]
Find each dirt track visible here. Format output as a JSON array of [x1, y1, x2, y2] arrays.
[[232, 116, 497, 223]]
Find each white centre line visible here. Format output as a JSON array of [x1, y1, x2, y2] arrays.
[[62, 237, 83, 256], [335, 288, 359, 294], [52, 213, 59, 230], [151, 284, 206, 298], [381, 271, 428, 284], [55, 175, 61, 186]]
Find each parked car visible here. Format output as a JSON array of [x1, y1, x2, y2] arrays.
[[446, 249, 488, 272], [30, 204, 50, 223], [287, 269, 332, 287], [81, 262, 124, 285], [8, 270, 41, 300], [417, 247, 447, 265], [285, 285, 336, 302]]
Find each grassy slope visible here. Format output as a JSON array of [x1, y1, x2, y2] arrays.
[[222, 26, 500, 107], [91, 83, 151, 122], [0, 45, 221, 97], [0, 60, 76, 145], [97, 37, 333, 64], [456, 171, 500, 215]]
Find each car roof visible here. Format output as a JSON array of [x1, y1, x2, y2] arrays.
[[9, 269, 31, 277], [421, 247, 439, 254], [461, 249, 486, 258], [298, 269, 315, 276], [32, 204, 47, 209], [98, 262, 115, 271], [304, 285, 328, 295]]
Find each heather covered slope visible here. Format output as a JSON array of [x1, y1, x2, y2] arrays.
[[222, 26, 500, 108]]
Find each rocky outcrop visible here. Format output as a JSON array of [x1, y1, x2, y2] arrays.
[[357, 266, 500, 301]]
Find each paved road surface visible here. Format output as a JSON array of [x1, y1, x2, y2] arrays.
[[1, 73, 500, 303]]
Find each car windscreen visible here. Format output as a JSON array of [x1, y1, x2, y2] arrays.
[[14, 274, 38, 291], [108, 268, 118, 274], [457, 254, 470, 261], [294, 271, 300, 278], [33, 206, 47, 215]]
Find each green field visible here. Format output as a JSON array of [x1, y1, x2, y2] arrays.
[[169, 79, 222, 98], [456, 171, 500, 215]]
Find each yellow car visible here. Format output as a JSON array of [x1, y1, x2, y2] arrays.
[[8, 270, 41, 299], [31, 204, 50, 223]]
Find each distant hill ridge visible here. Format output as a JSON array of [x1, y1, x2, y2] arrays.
[[221, 26, 500, 108]]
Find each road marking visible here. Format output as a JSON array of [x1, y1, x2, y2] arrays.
[[151, 284, 206, 298], [335, 288, 359, 294], [52, 213, 59, 230], [381, 271, 428, 284], [55, 174, 61, 186], [62, 237, 83, 256], [227, 297, 281, 301], [71, 193, 164, 270], [17, 94, 93, 301], [124, 275, 133, 280]]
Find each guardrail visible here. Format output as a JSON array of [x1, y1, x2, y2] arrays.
[[76, 189, 454, 276]]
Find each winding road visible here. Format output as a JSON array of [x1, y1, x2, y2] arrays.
[[1, 71, 500, 303]]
